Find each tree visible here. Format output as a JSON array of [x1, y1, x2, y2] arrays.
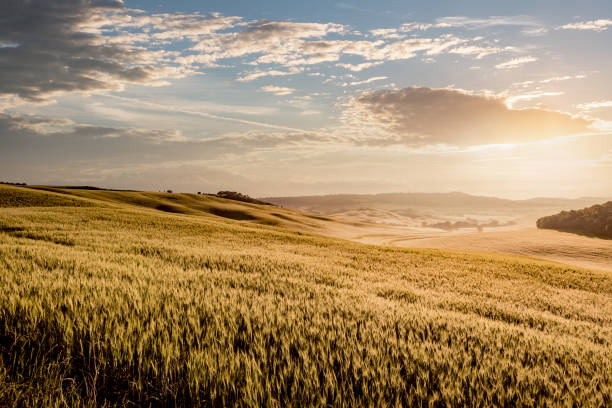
[[537, 201, 612, 238]]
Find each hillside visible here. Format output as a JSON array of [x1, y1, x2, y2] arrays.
[[22, 185, 335, 232], [0, 185, 611, 406], [537, 201, 612, 238]]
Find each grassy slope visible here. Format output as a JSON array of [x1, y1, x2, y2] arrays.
[[0, 185, 611, 407], [25, 185, 331, 231]]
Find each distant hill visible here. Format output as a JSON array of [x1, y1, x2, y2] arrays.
[[262, 192, 608, 212], [261, 192, 610, 228], [537, 201, 612, 238]]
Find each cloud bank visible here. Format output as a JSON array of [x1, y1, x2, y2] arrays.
[[346, 87, 591, 146], [0, 0, 203, 104]]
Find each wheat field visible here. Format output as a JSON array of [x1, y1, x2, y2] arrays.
[[0, 185, 611, 407]]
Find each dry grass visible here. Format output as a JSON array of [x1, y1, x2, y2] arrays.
[[0, 186, 611, 406], [396, 228, 612, 272], [0, 185, 94, 208]]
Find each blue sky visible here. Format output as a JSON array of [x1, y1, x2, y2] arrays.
[[0, 0, 611, 197]]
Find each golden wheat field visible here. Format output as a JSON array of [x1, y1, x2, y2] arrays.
[[331, 225, 612, 273], [0, 184, 611, 407], [396, 228, 612, 273]]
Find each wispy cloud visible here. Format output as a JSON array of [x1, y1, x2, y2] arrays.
[[336, 62, 384, 72], [505, 91, 564, 108], [343, 76, 388, 87], [495, 56, 537, 69], [512, 74, 587, 88], [237, 67, 304, 82], [558, 19, 612, 31], [576, 100, 612, 111], [260, 85, 295, 96], [369, 28, 404, 39], [103, 95, 305, 132], [402, 15, 543, 31], [449, 45, 502, 59]]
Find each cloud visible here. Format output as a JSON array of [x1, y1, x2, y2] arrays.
[[558, 19, 612, 32], [539, 74, 586, 84], [189, 20, 347, 67], [512, 74, 587, 88], [0, 0, 217, 105], [260, 85, 295, 96], [505, 91, 564, 108], [448, 45, 502, 59], [236, 67, 304, 82], [343, 76, 388, 87], [0, 112, 330, 168], [0, 2, 538, 107], [144, 12, 241, 40], [188, 19, 498, 74], [522, 27, 549, 36], [0, 112, 337, 192], [495, 56, 537, 69], [435, 15, 542, 29], [369, 28, 404, 39], [344, 87, 591, 146], [336, 61, 383, 71], [337, 35, 468, 61], [402, 15, 543, 31], [104, 94, 304, 132], [576, 101, 612, 111]]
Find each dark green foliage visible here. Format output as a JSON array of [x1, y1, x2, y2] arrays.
[[216, 191, 273, 206], [537, 201, 612, 238]]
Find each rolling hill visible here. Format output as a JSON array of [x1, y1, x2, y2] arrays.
[[0, 184, 610, 406]]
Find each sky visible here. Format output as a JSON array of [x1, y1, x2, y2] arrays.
[[0, 0, 611, 198]]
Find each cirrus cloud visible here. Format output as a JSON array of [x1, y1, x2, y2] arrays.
[[495, 56, 537, 69]]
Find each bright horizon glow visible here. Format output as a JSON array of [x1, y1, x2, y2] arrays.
[[0, 0, 611, 199]]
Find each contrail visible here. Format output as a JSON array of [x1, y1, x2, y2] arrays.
[[102, 94, 307, 133]]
